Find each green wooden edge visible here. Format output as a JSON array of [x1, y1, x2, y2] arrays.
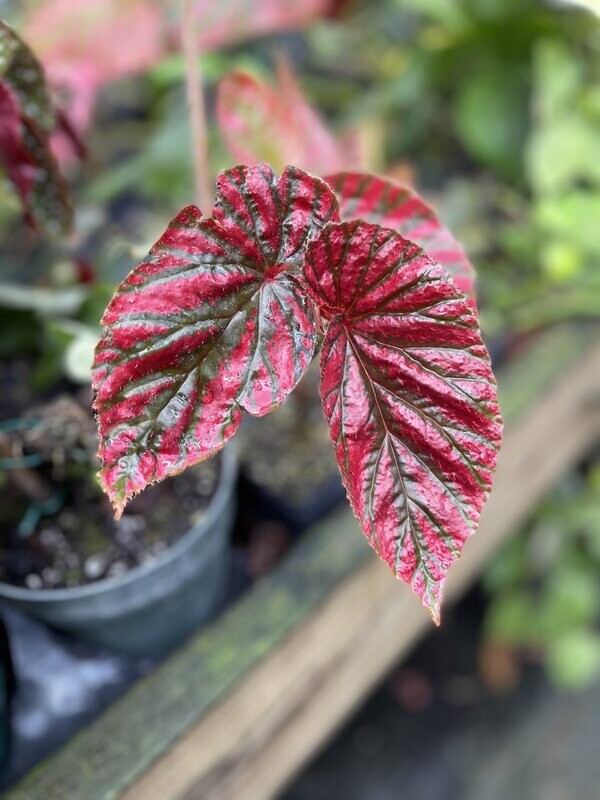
[[7, 322, 599, 800], [497, 324, 595, 424]]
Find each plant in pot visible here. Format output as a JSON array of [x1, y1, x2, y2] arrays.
[[1, 2, 502, 640], [0, 19, 237, 658]]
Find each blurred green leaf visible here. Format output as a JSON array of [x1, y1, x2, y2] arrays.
[[535, 191, 600, 256], [77, 283, 116, 326], [540, 240, 583, 283], [453, 64, 529, 177], [538, 568, 600, 639], [532, 39, 581, 121], [547, 630, 600, 690], [482, 536, 527, 592], [527, 118, 600, 195], [484, 591, 538, 646]]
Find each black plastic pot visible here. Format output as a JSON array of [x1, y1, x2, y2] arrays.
[[0, 448, 237, 658], [0, 611, 14, 775]]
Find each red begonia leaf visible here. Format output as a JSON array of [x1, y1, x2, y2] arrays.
[[326, 172, 476, 297], [304, 221, 502, 621], [93, 164, 339, 517], [0, 21, 72, 234], [24, 0, 164, 138], [217, 58, 352, 175]]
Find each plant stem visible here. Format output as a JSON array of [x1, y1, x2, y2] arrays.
[[182, 0, 212, 213]]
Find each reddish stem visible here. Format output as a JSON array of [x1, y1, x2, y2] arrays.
[[182, 0, 212, 214]]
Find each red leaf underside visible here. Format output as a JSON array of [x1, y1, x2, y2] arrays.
[[20, 115, 73, 234], [0, 81, 72, 233], [0, 82, 36, 203], [326, 172, 476, 298], [93, 164, 339, 516], [304, 221, 502, 620]]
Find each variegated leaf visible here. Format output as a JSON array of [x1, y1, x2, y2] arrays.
[[304, 220, 502, 621], [93, 164, 339, 516], [0, 20, 72, 234], [0, 19, 54, 131]]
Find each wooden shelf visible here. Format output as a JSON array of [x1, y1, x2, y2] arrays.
[[8, 324, 600, 800]]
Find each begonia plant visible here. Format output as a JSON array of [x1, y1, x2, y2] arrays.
[[0, 7, 502, 623], [92, 163, 502, 622]]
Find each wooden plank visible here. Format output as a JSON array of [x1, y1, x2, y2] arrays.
[[121, 328, 600, 800], [7, 324, 600, 800]]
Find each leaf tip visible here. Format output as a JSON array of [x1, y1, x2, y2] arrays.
[[110, 497, 126, 521], [407, 565, 446, 626], [424, 579, 444, 626], [97, 466, 129, 520]]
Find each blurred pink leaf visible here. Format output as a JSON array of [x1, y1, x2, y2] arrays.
[[192, 0, 341, 50], [24, 0, 165, 138], [25, 0, 164, 86], [23, 0, 343, 152], [217, 58, 356, 174]]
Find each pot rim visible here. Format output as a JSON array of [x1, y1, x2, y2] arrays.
[[0, 445, 237, 602]]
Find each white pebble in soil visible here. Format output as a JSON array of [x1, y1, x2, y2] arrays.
[[25, 573, 43, 590], [107, 561, 128, 579], [41, 567, 60, 587], [83, 554, 107, 581]]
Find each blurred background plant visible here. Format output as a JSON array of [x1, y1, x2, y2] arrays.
[[482, 460, 600, 691], [2, 0, 598, 379], [0, 0, 598, 691]]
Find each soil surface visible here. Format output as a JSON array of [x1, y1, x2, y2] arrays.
[[0, 460, 220, 590]]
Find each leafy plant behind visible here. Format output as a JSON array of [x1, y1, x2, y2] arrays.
[[483, 465, 600, 689], [23, 0, 343, 145]]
